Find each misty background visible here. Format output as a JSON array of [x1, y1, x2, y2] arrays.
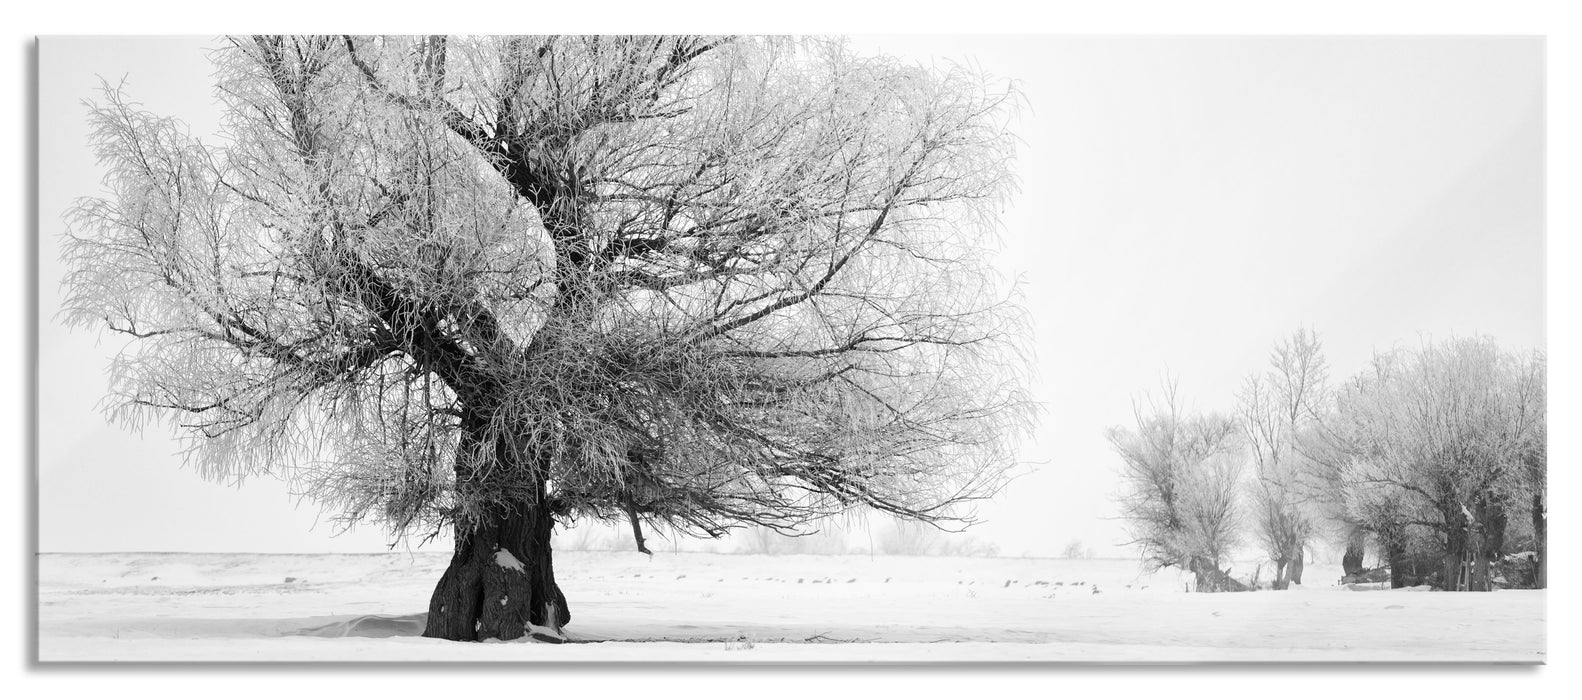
[[37, 35, 1543, 558]]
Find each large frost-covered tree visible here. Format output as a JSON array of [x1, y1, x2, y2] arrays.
[[62, 35, 1031, 641]]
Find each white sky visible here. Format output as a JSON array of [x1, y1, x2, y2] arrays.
[[37, 35, 1543, 556]]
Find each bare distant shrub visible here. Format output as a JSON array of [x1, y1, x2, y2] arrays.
[[1060, 540, 1093, 559], [1238, 330, 1325, 589], [1110, 380, 1247, 592], [876, 518, 999, 557]]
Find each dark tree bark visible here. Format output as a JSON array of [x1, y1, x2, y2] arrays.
[[423, 498, 570, 641], [1442, 524, 1470, 592], [1342, 527, 1366, 577], [1378, 525, 1409, 589], [1187, 556, 1249, 593], [1533, 492, 1546, 589], [1289, 546, 1304, 585], [1465, 495, 1504, 592], [1468, 537, 1489, 592], [1387, 551, 1407, 588], [422, 423, 571, 641], [1483, 497, 1508, 557]]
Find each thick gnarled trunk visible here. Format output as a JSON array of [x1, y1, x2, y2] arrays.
[[423, 499, 570, 641], [417, 408, 574, 642]]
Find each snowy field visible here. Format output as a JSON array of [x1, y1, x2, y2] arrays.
[[37, 551, 1544, 663]]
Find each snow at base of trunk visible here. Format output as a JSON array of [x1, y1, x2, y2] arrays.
[[478, 621, 566, 644]]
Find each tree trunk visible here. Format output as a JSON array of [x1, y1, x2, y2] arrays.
[[1533, 492, 1546, 589], [1483, 497, 1508, 558], [1342, 528, 1366, 577], [1467, 495, 1499, 592], [420, 416, 572, 642], [1470, 550, 1490, 592], [1443, 526, 1468, 592], [1188, 556, 1218, 593], [423, 498, 571, 641], [1381, 527, 1408, 589], [1289, 546, 1304, 585], [1272, 557, 1289, 590], [1467, 527, 1488, 592], [1187, 556, 1248, 593]]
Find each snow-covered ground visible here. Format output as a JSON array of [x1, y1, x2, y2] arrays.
[[37, 551, 1544, 662]]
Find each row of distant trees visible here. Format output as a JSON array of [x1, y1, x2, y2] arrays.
[[1110, 330, 1545, 592]]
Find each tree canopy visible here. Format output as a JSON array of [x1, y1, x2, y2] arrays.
[[63, 35, 1033, 553]]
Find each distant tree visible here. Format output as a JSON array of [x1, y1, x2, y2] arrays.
[[1325, 338, 1543, 591], [1237, 329, 1326, 589], [876, 519, 940, 555], [1060, 539, 1092, 559], [61, 35, 1032, 641], [735, 520, 851, 555], [1289, 371, 1376, 580], [933, 533, 1002, 558], [737, 524, 795, 555], [1110, 381, 1247, 592], [876, 517, 1000, 557]]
